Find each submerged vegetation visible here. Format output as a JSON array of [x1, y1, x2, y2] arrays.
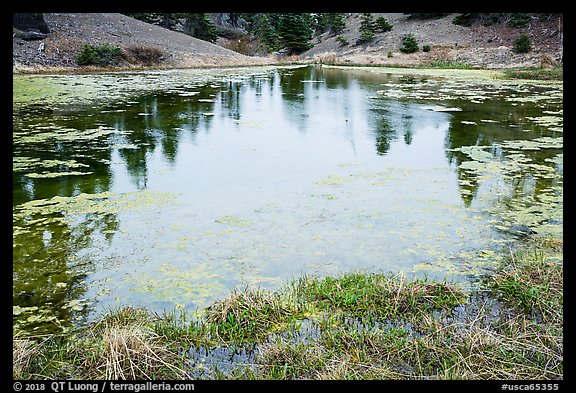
[[14, 235, 562, 380], [503, 66, 563, 80], [428, 60, 475, 69]]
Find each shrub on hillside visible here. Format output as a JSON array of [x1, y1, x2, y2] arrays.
[[452, 13, 477, 26], [509, 13, 532, 28], [483, 13, 503, 25], [374, 16, 393, 33], [399, 34, 419, 53], [513, 34, 532, 53], [76, 43, 123, 66], [125, 45, 165, 65], [335, 35, 349, 46]]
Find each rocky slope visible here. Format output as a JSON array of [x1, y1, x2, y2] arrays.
[[13, 13, 563, 72], [12, 13, 273, 72], [300, 13, 563, 69]]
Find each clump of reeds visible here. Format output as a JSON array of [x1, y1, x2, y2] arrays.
[[293, 272, 466, 323], [204, 287, 299, 343], [13, 337, 41, 379], [490, 239, 562, 321], [13, 307, 189, 379], [124, 45, 165, 66], [84, 307, 190, 379]]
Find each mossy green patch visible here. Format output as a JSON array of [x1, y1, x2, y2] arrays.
[[311, 193, 337, 200], [214, 215, 253, 227], [13, 157, 90, 172], [314, 174, 353, 186], [24, 171, 93, 178], [13, 190, 179, 241], [295, 272, 466, 323], [453, 133, 562, 239], [128, 264, 226, 311], [14, 125, 124, 145], [499, 137, 562, 151]]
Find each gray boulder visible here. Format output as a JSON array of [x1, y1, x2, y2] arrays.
[[14, 29, 47, 41]]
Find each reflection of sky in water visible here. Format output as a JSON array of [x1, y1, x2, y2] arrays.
[[13, 66, 563, 326]]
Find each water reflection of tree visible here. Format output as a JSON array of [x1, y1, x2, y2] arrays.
[[274, 68, 308, 132], [317, 66, 395, 90], [279, 66, 308, 99], [401, 112, 414, 146], [13, 209, 118, 334], [13, 112, 113, 204], [13, 105, 122, 333], [316, 67, 418, 155], [14, 154, 120, 334], [14, 80, 221, 200], [14, 117, 115, 331], [102, 87, 218, 188], [221, 79, 242, 121], [12, 84, 219, 334], [444, 100, 563, 206], [372, 109, 397, 155]]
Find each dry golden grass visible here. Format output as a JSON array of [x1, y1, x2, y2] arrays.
[[83, 308, 189, 379], [123, 45, 165, 66], [13, 337, 41, 378]]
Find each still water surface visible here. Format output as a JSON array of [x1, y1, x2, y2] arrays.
[[13, 65, 563, 333]]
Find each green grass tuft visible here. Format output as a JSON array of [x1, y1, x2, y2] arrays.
[[295, 272, 466, 323]]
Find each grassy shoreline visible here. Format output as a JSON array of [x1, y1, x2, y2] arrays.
[[14, 235, 563, 380]]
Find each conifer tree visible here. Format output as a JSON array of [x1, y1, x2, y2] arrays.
[[257, 14, 281, 52], [358, 13, 375, 43], [277, 13, 313, 53], [184, 14, 218, 43], [374, 16, 393, 32], [513, 33, 532, 53], [160, 13, 179, 30], [399, 34, 419, 53], [317, 13, 346, 36]]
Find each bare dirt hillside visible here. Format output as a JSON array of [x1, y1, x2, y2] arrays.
[[12, 13, 273, 72], [301, 13, 563, 69]]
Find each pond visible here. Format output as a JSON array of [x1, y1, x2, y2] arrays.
[[13, 65, 563, 334]]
